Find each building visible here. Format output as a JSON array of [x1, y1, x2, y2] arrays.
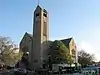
[[31, 5, 49, 69], [19, 5, 77, 69], [19, 32, 33, 62], [61, 37, 77, 63], [20, 5, 49, 69]]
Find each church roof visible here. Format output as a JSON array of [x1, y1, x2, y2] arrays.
[[19, 32, 33, 46], [35, 5, 42, 11], [28, 33, 33, 38], [24, 32, 33, 39], [60, 37, 73, 46]]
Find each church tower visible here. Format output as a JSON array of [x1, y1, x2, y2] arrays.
[[31, 5, 49, 69]]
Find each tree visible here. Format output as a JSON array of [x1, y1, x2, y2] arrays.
[[0, 36, 22, 65], [78, 50, 95, 66], [49, 40, 73, 64], [12, 51, 23, 64]]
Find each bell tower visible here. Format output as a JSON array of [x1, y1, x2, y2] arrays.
[[31, 5, 49, 69]]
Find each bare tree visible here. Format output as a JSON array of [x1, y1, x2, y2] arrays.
[[0, 36, 20, 65], [78, 50, 95, 66]]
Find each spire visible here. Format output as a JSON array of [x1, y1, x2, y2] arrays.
[[34, 0, 42, 11], [37, 0, 40, 5]]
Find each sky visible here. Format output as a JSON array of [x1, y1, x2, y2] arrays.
[[0, 0, 100, 61]]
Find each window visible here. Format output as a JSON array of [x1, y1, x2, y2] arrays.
[[72, 49, 75, 55], [43, 22, 47, 36], [36, 13, 39, 17], [72, 56, 76, 58], [72, 41, 74, 46], [43, 13, 47, 17]]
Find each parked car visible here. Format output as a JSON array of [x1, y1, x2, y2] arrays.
[[14, 68, 27, 75]]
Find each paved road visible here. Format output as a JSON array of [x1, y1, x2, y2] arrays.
[[49, 73, 83, 75], [0, 70, 83, 75], [37, 73, 83, 75]]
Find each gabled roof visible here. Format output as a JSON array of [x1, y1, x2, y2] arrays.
[[35, 5, 42, 12], [27, 33, 33, 38], [25, 32, 33, 39], [60, 37, 73, 46], [19, 32, 33, 46], [36, 5, 42, 9]]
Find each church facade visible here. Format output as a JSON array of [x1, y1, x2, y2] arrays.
[[19, 5, 77, 69]]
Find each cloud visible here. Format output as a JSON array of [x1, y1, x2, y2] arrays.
[[78, 41, 94, 53], [75, 24, 100, 61], [95, 53, 100, 62], [78, 41, 100, 61], [50, 25, 100, 62]]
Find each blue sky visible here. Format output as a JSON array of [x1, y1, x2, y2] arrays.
[[0, 0, 100, 61]]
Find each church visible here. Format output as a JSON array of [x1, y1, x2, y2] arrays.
[[19, 5, 77, 69]]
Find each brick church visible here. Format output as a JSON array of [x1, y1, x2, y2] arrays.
[[19, 5, 77, 69]]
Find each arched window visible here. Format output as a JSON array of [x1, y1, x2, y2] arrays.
[[72, 49, 76, 55], [43, 21, 47, 36]]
